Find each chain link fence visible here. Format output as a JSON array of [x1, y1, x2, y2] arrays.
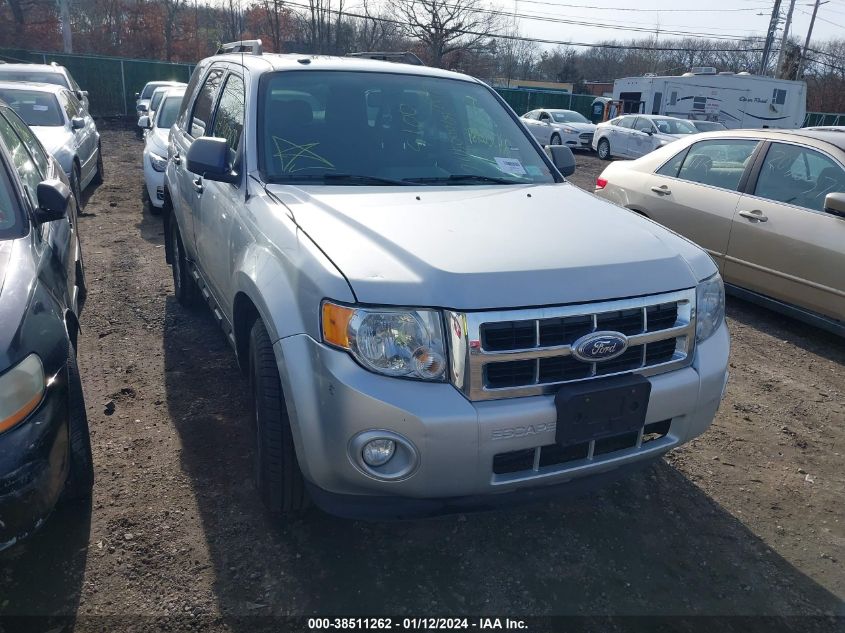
[[0, 48, 194, 117]]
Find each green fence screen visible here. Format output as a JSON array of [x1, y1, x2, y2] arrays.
[[0, 48, 194, 117], [494, 88, 596, 118], [803, 112, 845, 127]]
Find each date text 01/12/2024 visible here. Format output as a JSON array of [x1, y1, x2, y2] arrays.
[[307, 618, 528, 630]]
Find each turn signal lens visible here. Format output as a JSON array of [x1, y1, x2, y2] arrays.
[[322, 302, 354, 349], [596, 177, 608, 189]]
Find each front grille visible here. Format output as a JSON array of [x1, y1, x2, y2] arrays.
[[449, 289, 695, 401], [579, 132, 594, 145], [492, 419, 672, 475]]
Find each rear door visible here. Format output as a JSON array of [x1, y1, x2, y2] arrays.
[[725, 141, 845, 320], [633, 138, 761, 269], [629, 117, 657, 158], [610, 116, 636, 157]]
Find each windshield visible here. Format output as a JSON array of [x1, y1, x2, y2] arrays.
[[0, 88, 63, 126], [260, 71, 556, 185], [653, 117, 698, 135], [551, 111, 589, 124], [156, 94, 182, 128], [0, 70, 68, 89], [693, 121, 727, 132], [141, 83, 171, 99]]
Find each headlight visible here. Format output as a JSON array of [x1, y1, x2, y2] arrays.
[[561, 126, 577, 134], [322, 302, 447, 381], [148, 151, 167, 172], [0, 354, 46, 434], [696, 273, 725, 342]]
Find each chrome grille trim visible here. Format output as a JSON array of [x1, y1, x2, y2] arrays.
[[446, 289, 696, 401]]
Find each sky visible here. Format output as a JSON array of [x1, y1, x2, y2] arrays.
[[492, 0, 845, 49]]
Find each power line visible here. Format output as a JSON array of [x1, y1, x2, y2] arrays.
[[505, 0, 773, 13], [281, 0, 767, 52]]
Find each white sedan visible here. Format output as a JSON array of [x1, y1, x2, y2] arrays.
[[139, 87, 185, 214], [520, 109, 596, 151], [592, 114, 699, 160]]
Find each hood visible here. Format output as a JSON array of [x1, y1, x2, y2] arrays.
[[31, 126, 72, 157], [268, 182, 713, 310], [146, 128, 169, 154]]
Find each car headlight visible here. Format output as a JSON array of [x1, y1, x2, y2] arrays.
[[560, 126, 577, 134], [696, 273, 725, 342], [148, 151, 167, 172], [0, 354, 46, 434], [322, 302, 447, 381]]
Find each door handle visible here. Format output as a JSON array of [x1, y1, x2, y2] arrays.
[[192, 177, 204, 194], [173, 153, 181, 166], [738, 210, 768, 222], [650, 185, 671, 195]]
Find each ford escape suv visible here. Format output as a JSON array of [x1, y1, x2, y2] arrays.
[[162, 42, 729, 518]]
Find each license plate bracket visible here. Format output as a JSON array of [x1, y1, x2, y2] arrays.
[[554, 375, 651, 447]]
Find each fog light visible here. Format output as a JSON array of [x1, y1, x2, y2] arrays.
[[362, 439, 395, 467]]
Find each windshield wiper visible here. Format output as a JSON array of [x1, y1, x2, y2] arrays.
[[269, 173, 413, 186], [404, 174, 527, 185]]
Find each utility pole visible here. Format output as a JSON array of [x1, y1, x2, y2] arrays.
[[759, 0, 782, 76], [775, 0, 797, 78], [57, 0, 72, 53], [797, 0, 827, 78]]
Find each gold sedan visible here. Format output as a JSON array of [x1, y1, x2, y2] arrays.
[[594, 129, 845, 335]]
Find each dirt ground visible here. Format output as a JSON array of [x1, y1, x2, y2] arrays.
[[0, 129, 843, 630]]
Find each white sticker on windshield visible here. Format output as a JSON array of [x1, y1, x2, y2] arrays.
[[494, 157, 527, 175], [32, 105, 48, 111]]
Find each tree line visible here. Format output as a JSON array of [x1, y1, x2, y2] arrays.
[[1, 0, 843, 112]]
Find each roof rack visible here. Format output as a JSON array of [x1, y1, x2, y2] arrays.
[[216, 39, 263, 55], [346, 51, 424, 66]]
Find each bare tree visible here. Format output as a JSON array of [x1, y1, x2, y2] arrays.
[[160, 0, 186, 61], [391, 0, 501, 68]]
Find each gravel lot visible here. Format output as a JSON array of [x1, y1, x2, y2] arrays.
[[1, 129, 843, 629]]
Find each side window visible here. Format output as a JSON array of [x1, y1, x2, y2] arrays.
[[617, 117, 635, 129], [0, 112, 42, 208], [539, 111, 551, 122], [634, 118, 653, 133], [676, 139, 758, 190], [4, 108, 50, 177], [211, 74, 245, 153], [189, 68, 224, 138], [59, 91, 80, 119], [523, 111, 536, 120], [656, 148, 688, 177], [772, 89, 787, 106], [178, 63, 209, 126], [755, 143, 845, 213]]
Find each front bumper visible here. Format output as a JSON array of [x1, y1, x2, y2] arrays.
[[277, 322, 729, 515], [0, 366, 69, 550], [142, 150, 165, 208]]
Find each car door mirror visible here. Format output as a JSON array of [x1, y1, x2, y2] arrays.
[[71, 116, 85, 130], [138, 115, 151, 129], [137, 103, 148, 112], [35, 179, 70, 222], [824, 192, 845, 218], [546, 145, 576, 177], [186, 137, 237, 183], [75, 90, 87, 101]]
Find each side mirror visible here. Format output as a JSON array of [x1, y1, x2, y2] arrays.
[[35, 179, 70, 222], [546, 145, 576, 177], [186, 137, 237, 183], [824, 192, 845, 218], [138, 115, 151, 129], [137, 103, 148, 112], [75, 90, 86, 101], [71, 116, 85, 130]]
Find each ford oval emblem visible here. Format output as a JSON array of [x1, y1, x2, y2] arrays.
[[572, 331, 629, 363]]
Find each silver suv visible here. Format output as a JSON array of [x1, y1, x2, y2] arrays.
[[162, 42, 730, 518]]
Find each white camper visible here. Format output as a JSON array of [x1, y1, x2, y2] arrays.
[[612, 68, 806, 130]]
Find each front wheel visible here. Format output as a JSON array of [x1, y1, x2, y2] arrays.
[[169, 218, 197, 307], [64, 353, 94, 500], [91, 143, 104, 186], [597, 138, 611, 161], [550, 133, 562, 146], [71, 163, 82, 207], [250, 318, 308, 518]]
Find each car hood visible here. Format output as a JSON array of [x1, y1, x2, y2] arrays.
[[268, 182, 714, 309], [554, 122, 596, 132], [146, 128, 169, 154], [31, 126, 72, 157]]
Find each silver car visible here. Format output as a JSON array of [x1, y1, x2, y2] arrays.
[[0, 82, 101, 202], [521, 109, 596, 150], [162, 45, 729, 518], [593, 114, 699, 160], [0, 63, 89, 112]]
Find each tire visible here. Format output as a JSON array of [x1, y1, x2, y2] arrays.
[[91, 143, 104, 186], [141, 185, 161, 216], [249, 318, 308, 518], [169, 217, 197, 307], [75, 235, 87, 310], [71, 163, 82, 207], [597, 138, 612, 161], [550, 133, 562, 146], [64, 352, 94, 500]]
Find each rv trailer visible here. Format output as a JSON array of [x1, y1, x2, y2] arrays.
[[612, 68, 806, 130]]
